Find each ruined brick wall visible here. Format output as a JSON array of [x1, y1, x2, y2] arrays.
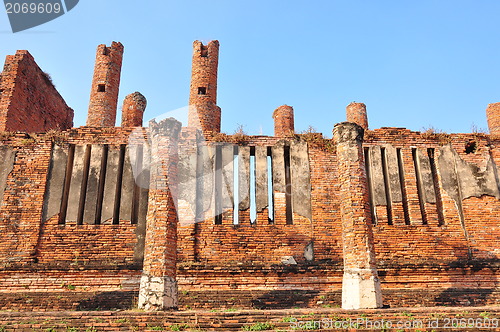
[[188, 40, 221, 136], [0, 134, 52, 265], [0, 127, 151, 309], [175, 129, 500, 268], [362, 128, 500, 265], [175, 127, 500, 307], [0, 121, 498, 308], [0, 124, 499, 308], [87, 42, 124, 127], [0, 127, 149, 270], [0, 51, 73, 132], [176, 134, 319, 266], [2, 41, 500, 309]]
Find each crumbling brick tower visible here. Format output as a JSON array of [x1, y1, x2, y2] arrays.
[[273, 105, 295, 137], [188, 40, 221, 136], [486, 102, 500, 135], [121, 91, 147, 127], [86, 42, 124, 127], [346, 102, 368, 130]]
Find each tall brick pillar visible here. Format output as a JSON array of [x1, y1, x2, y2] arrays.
[[346, 102, 368, 130], [138, 118, 182, 311], [486, 103, 500, 135], [188, 40, 221, 136], [273, 105, 294, 137], [333, 122, 382, 309], [86, 42, 124, 127], [121, 92, 146, 127]]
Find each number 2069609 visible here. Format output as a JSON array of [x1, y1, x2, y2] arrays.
[[5, 2, 62, 14]]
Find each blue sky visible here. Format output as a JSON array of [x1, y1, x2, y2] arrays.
[[1, 1, 499, 137]]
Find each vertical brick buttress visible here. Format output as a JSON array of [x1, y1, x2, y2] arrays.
[[138, 118, 182, 311], [87, 42, 124, 127], [333, 122, 382, 309], [188, 40, 221, 136], [273, 105, 294, 137]]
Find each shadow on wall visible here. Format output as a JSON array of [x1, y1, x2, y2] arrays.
[[379, 245, 500, 307], [252, 290, 321, 309], [434, 246, 500, 307], [76, 291, 137, 311], [245, 245, 499, 309]]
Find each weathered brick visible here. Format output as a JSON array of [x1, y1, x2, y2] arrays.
[[0, 51, 73, 132], [86, 42, 124, 127], [188, 40, 221, 136]]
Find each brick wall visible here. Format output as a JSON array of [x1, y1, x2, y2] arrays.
[[176, 134, 318, 265], [1, 307, 498, 331], [172, 127, 500, 308], [174, 129, 500, 269], [0, 50, 73, 132], [0, 124, 499, 309], [0, 127, 146, 270], [363, 128, 500, 265], [3, 41, 500, 311]]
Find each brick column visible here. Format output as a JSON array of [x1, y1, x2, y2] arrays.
[[333, 122, 382, 309], [273, 105, 294, 137], [346, 102, 368, 130], [87, 42, 124, 127], [121, 92, 146, 127], [188, 40, 221, 136], [486, 102, 500, 135], [138, 118, 181, 311]]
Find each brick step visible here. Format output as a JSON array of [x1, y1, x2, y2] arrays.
[[1, 288, 500, 313], [0, 307, 499, 331], [180, 288, 500, 309], [0, 291, 137, 311], [179, 289, 342, 310]]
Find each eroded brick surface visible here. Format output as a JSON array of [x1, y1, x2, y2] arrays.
[[0, 51, 73, 132], [188, 40, 221, 136], [0, 41, 500, 313], [346, 102, 368, 130], [121, 91, 146, 127], [86, 42, 124, 127], [273, 105, 295, 137]]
